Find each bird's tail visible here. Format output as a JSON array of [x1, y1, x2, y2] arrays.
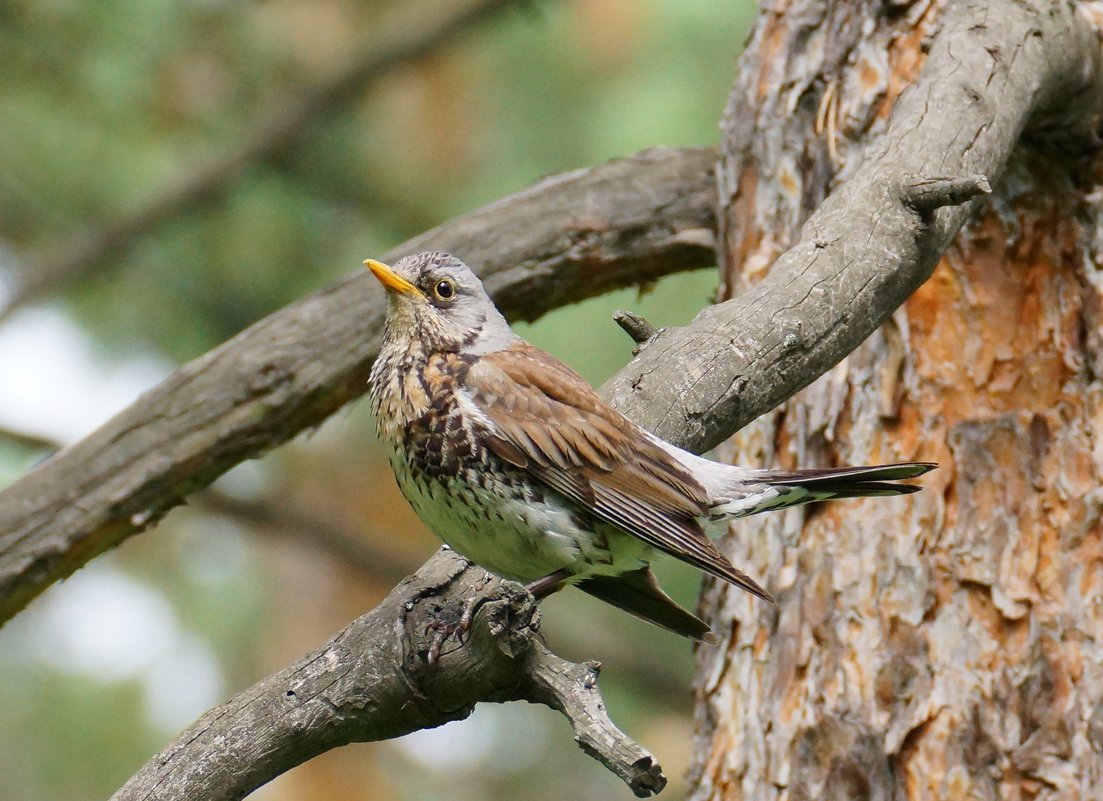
[[576, 566, 717, 642], [707, 461, 937, 520]]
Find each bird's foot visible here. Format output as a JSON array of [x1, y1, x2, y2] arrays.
[[525, 568, 572, 600], [424, 594, 482, 664]]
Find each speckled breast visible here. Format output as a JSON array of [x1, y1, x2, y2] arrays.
[[369, 345, 619, 581]]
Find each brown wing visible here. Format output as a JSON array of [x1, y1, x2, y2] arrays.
[[462, 344, 771, 601]]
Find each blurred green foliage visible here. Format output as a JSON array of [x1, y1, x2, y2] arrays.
[[0, 1, 756, 799]]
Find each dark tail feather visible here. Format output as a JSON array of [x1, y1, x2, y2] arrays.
[[816, 481, 921, 497], [576, 567, 716, 642], [762, 461, 936, 497]]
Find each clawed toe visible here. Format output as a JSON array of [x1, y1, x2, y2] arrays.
[[423, 595, 482, 664]]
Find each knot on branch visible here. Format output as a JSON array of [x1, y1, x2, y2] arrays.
[[899, 173, 992, 215], [614, 309, 663, 355]]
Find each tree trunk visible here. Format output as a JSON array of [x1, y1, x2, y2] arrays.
[[692, 2, 1103, 800]]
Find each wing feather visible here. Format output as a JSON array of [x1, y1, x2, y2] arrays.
[[463, 345, 772, 601]]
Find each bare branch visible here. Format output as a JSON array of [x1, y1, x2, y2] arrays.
[[0, 0, 519, 324], [603, 0, 1103, 450], [9, 3, 1103, 795], [0, 423, 420, 589], [0, 424, 416, 583], [110, 549, 666, 800], [3, 0, 1100, 642], [0, 145, 718, 623], [524, 654, 667, 794]]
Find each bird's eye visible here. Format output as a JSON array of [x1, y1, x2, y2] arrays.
[[434, 279, 456, 300]]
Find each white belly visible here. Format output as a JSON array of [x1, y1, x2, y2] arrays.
[[390, 451, 651, 583]]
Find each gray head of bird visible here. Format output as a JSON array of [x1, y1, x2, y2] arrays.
[[365, 251, 516, 355]]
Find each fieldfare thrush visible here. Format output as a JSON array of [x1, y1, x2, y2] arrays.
[[367, 251, 934, 640]]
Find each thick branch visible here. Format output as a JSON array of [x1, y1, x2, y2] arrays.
[[3, 0, 1100, 642], [0, 424, 419, 584], [0, 0, 517, 324], [603, 0, 1103, 449], [0, 145, 718, 623], [110, 549, 666, 800]]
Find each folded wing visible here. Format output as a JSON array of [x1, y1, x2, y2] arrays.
[[460, 345, 771, 602]]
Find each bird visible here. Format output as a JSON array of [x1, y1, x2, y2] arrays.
[[366, 251, 935, 640]]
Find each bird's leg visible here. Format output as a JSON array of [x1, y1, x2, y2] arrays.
[[428, 569, 569, 661], [525, 568, 573, 600]]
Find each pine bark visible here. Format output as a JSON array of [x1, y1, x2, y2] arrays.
[[691, 2, 1103, 800]]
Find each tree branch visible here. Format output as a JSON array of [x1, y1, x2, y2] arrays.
[[0, 0, 520, 325], [110, 549, 666, 800], [0, 422, 418, 583], [0, 145, 718, 624], [602, 0, 1103, 450]]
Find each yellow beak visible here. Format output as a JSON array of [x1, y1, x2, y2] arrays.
[[364, 259, 423, 297]]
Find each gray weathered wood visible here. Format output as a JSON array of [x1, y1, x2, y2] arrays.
[[110, 549, 666, 800]]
